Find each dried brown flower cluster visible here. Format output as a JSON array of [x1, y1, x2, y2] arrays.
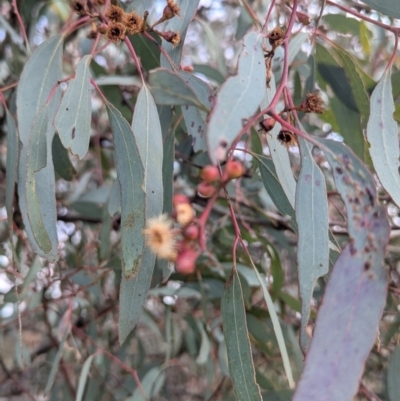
[[70, 1, 181, 45], [298, 92, 325, 114]]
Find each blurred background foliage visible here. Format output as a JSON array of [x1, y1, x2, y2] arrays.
[[0, 0, 399, 400]]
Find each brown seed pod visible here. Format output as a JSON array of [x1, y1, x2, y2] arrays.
[[70, 0, 87, 15], [167, 0, 181, 17], [277, 130, 297, 148], [105, 5, 124, 22], [158, 30, 181, 47], [124, 11, 144, 35], [268, 27, 285, 50], [299, 92, 325, 114], [106, 22, 126, 42]]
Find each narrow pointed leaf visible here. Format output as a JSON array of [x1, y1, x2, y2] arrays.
[[360, 0, 400, 18], [260, 74, 297, 208], [149, 68, 209, 111], [107, 103, 146, 279], [207, 32, 265, 163], [332, 46, 370, 126], [256, 154, 296, 229], [17, 34, 63, 260], [5, 110, 19, 231], [52, 134, 76, 181], [107, 179, 121, 217], [366, 69, 400, 208], [44, 329, 69, 395], [293, 139, 390, 401], [388, 346, 400, 401], [160, 0, 200, 68], [118, 85, 163, 343], [222, 269, 262, 401], [296, 137, 329, 353], [76, 354, 95, 401], [54, 55, 92, 159], [180, 71, 212, 152], [26, 105, 52, 253]]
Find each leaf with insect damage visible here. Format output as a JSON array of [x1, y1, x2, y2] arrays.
[[54, 55, 92, 159]]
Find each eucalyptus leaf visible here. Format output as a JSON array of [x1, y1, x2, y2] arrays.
[[5, 110, 19, 232], [366, 69, 400, 208], [388, 346, 400, 401], [260, 73, 297, 208], [149, 68, 209, 111], [360, 0, 400, 18], [17, 34, 63, 261], [222, 268, 262, 401], [180, 71, 212, 152], [118, 85, 163, 343], [207, 32, 265, 163], [107, 103, 146, 279], [54, 55, 92, 159], [294, 139, 390, 401], [296, 137, 329, 353]]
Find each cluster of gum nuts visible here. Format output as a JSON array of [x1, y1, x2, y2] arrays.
[[197, 160, 245, 198], [171, 160, 245, 275]]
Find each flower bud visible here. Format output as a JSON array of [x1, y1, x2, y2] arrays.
[[173, 194, 190, 206], [225, 161, 244, 180], [183, 224, 199, 240], [175, 248, 198, 274], [176, 203, 195, 226], [201, 165, 220, 183], [296, 11, 311, 25], [197, 182, 215, 198], [260, 118, 276, 132]]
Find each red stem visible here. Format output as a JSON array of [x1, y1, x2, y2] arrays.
[[124, 37, 145, 84], [11, 0, 30, 53]]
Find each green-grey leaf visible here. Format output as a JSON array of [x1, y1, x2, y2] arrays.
[[316, 43, 358, 112], [76, 354, 95, 401], [118, 86, 163, 344], [260, 73, 297, 208], [107, 103, 146, 279], [360, 0, 400, 18], [5, 110, 19, 231], [193, 64, 225, 85], [332, 45, 370, 126], [222, 269, 262, 401], [180, 71, 212, 152], [366, 69, 400, 208], [17, 34, 64, 144], [388, 346, 400, 401], [107, 179, 121, 217], [296, 137, 329, 353], [288, 32, 309, 67], [149, 68, 209, 111], [54, 55, 92, 159], [207, 32, 266, 163], [44, 328, 69, 395], [127, 366, 165, 401], [160, 0, 200, 68], [294, 138, 390, 401], [17, 34, 63, 261], [26, 105, 52, 253], [330, 96, 365, 162], [52, 134, 76, 181], [256, 154, 296, 230]]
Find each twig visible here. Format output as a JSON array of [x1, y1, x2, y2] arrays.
[[11, 0, 30, 53]]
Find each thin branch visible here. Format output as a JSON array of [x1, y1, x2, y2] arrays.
[[11, 0, 30, 53]]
